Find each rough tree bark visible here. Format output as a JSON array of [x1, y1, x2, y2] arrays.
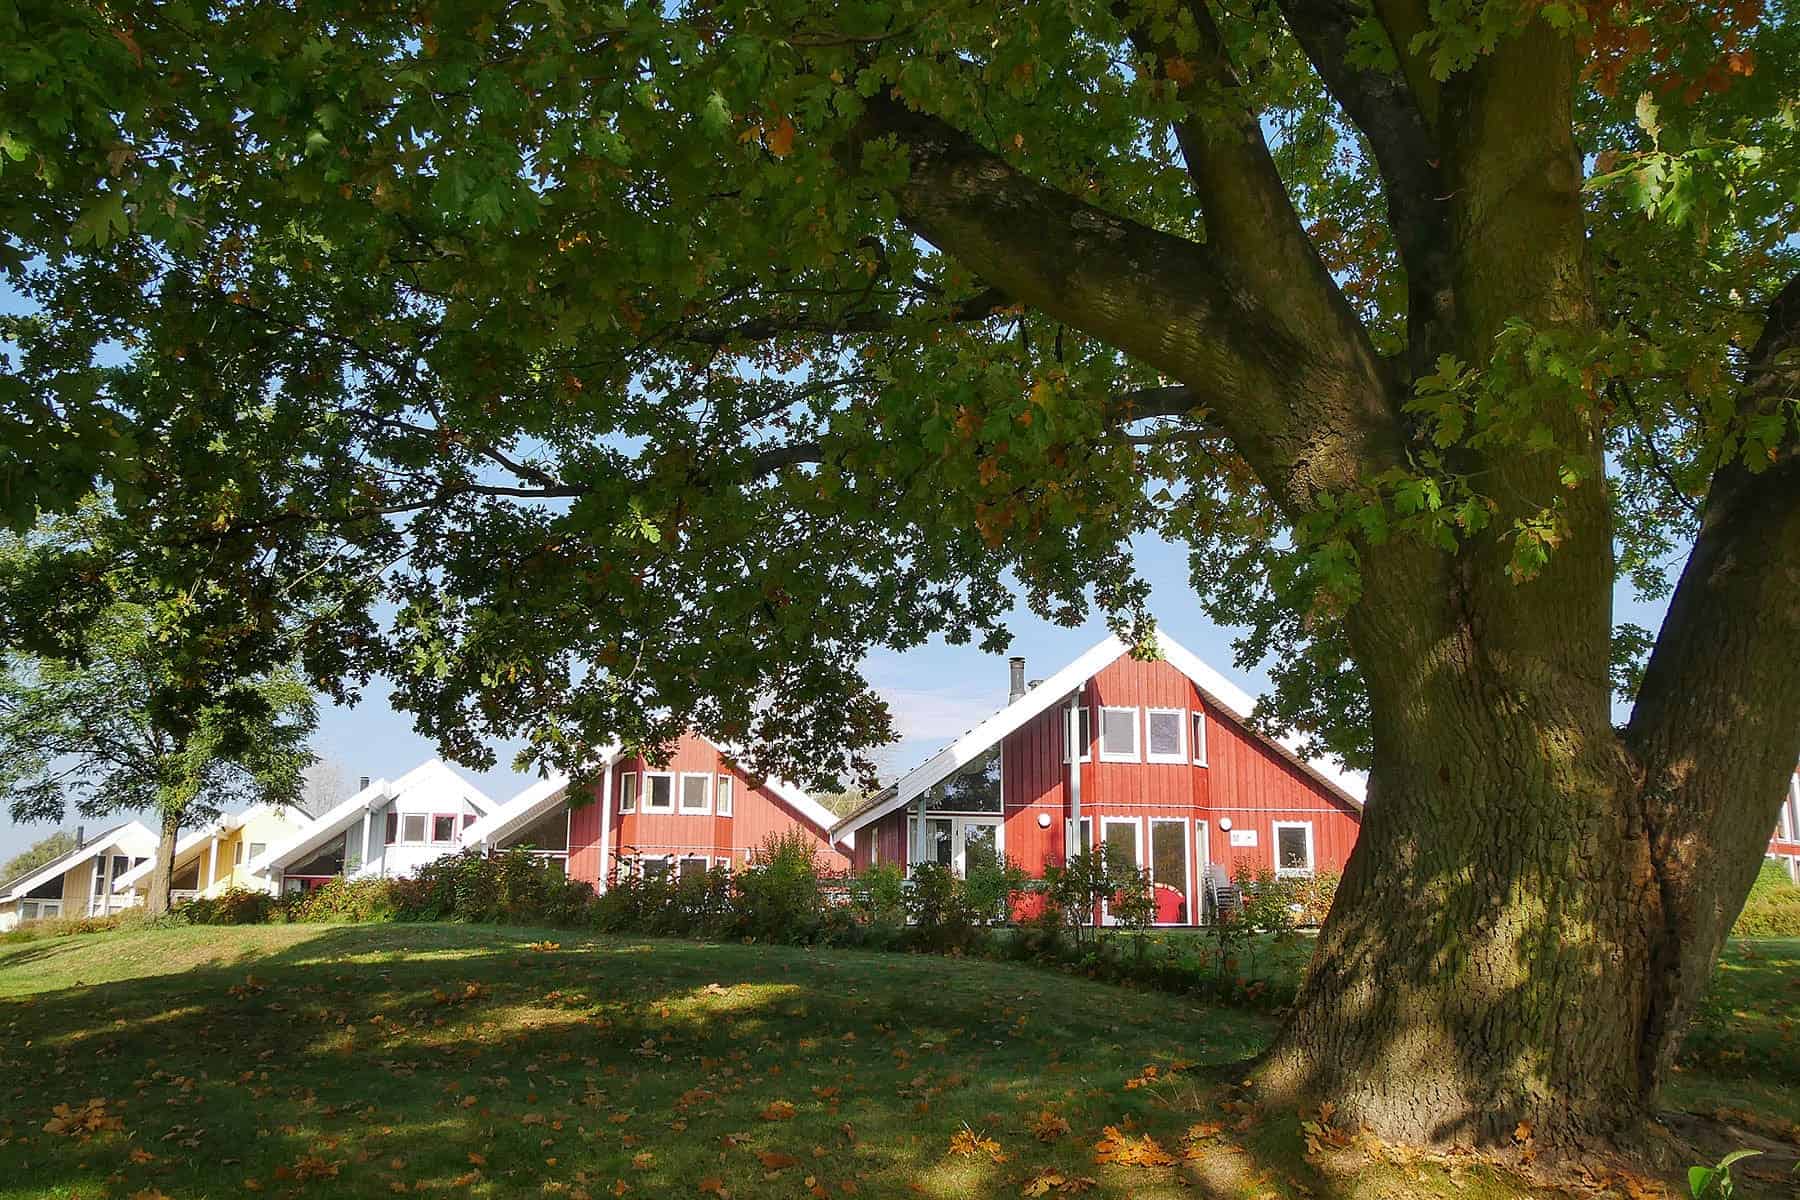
[[144, 806, 181, 917], [852, 0, 1800, 1153]]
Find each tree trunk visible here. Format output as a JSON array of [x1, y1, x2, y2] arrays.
[[144, 808, 181, 917], [1257, 525, 1799, 1152]]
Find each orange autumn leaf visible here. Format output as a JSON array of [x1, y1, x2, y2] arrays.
[[767, 117, 796, 158], [760, 1100, 797, 1121], [1030, 1110, 1070, 1143], [1092, 1125, 1174, 1167], [698, 1178, 728, 1197], [759, 1150, 800, 1170], [44, 1097, 124, 1138], [947, 1126, 1006, 1162]]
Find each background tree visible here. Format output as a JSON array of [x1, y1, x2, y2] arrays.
[[0, 830, 77, 888], [300, 759, 351, 819], [2, 0, 1796, 1155], [0, 506, 321, 912]]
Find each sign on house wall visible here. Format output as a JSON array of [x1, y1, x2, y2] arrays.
[[1229, 829, 1258, 847]]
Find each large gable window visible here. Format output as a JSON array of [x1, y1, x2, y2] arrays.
[[1099, 707, 1139, 762], [1146, 709, 1186, 763], [923, 747, 1001, 813]]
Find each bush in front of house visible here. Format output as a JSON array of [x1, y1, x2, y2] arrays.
[[284, 877, 402, 923], [1734, 860, 1800, 937], [182, 887, 280, 925], [398, 847, 597, 925]]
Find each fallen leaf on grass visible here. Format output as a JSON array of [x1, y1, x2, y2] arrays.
[[948, 1126, 1006, 1163], [760, 1100, 797, 1121], [759, 1151, 800, 1171], [1029, 1110, 1070, 1142], [1092, 1125, 1174, 1167], [44, 1098, 124, 1138]]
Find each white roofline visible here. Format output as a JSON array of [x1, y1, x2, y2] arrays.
[[831, 629, 1366, 839], [110, 802, 316, 892], [1, 821, 158, 902], [247, 776, 392, 876]]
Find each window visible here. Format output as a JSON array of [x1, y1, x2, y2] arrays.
[[679, 856, 709, 881], [619, 773, 638, 813], [642, 856, 672, 880], [1099, 707, 1139, 761], [1192, 711, 1208, 767], [248, 842, 266, 861], [1102, 817, 1141, 871], [385, 812, 398, 845], [1146, 709, 1186, 763], [432, 814, 457, 843], [679, 772, 712, 814], [463, 813, 477, 828], [643, 773, 675, 813], [1150, 819, 1190, 924], [1063, 703, 1093, 763], [402, 813, 428, 843], [1274, 822, 1315, 876], [344, 829, 363, 873], [234, 842, 245, 866], [923, 747, 1002, 813], [716, 775, 734, 817]]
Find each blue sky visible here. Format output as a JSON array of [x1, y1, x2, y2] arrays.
[[0, 524, 1679, 865]]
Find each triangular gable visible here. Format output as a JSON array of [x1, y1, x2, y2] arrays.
[[469, 739, 850, 849], [0, 821, 158, 901], [832, 630, 1366, 839]]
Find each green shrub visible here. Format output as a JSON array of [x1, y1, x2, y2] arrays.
[[851, 863, 908, 929], [284, 877, 400, 923], [963, 849, 1031, 925], [1732, 860, 1800, 937], [733, 830, 827, 943], [1289, 870, 1340, 927], [903, 862, 980, 952], [182, 887, 278, 925]]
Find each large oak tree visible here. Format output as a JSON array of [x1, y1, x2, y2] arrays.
[[3, 0, 1796, 1154]]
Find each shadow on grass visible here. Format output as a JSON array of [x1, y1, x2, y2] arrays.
[[0, 925, 1779, 1199]]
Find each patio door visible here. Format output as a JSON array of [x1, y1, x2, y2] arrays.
[[1100, 817, 1141, 926], [1149, 819, 1191, 925], [956, 817, 1001, 875]]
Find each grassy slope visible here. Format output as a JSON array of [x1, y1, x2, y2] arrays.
[[0, 926, 1790, 1199]]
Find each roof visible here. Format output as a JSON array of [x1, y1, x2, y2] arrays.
[[466, 736, 850, 849], [110, 803, 314, 892], [831, 629, 1368, 839], [247, 759, 495, 876], [1, 821, 159, 902]]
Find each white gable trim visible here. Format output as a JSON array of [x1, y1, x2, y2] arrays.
[[248, 776, 393, 876], [831, 630, 1366, 840], [1, 821, 159, 902]]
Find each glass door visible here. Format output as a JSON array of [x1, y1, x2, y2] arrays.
[[1150, 819, 1190, 924], [956, 818, 1000, 875], [1101, 818, 1141, 926]]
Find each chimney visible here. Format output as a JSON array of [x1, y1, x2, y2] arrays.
[[75, 825, 85, 850], [1008, 657, 1027, 704], [359, 776, 371, 793]]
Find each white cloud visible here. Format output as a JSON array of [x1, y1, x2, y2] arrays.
[[877, 686, 1002, 744]]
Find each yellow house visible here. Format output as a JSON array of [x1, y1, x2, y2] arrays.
[[0, 822, 158, 930], [112, 804, 315, 904]]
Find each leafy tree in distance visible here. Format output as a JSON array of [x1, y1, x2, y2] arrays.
[[0, 506, 321, 913], [0, 830, 77, 888], [2, 0, 1796, 1154]]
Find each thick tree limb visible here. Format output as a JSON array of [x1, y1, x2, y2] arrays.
[[1119, 0, 1375, 371], [854, 94, 1404, 507], [670, 286, 1011, 348], [1623, 270, 1800, 1088], [1274, 0, 1456, 372]]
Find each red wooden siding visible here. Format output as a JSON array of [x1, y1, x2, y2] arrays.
[[864, 650, 1363, 923], [564, 732, 848, 888]]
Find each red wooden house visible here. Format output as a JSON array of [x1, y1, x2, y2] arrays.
[[831, 630, 1366, 925], [466, 732, 850, 889], [1769, 766, 1800, 883]]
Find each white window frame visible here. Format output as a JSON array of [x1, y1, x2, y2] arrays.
[[1063, 702, 1092, 764], [401, 813, 429, 844], [1145, 708, 1188, 764], [678, 855, 710, 880], [1099, 816, 1143, 926], [619, 772, 638, 813], [642, 772, 675, 813], [1066, 815, 1093, 861], [1098, 706, 1141, 762], [1192, 710, 1209, 767], [430, 812, 458, 844], [678, 772, 712, 815], [1148, 817, 1193, 926], [1273, 821, 1316, 877], [715, 774, 734, 817]]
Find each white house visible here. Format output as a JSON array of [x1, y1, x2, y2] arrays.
[[247, 760, 495, 895], [110, 803, 316, 905], [0, 822, 158, 930]]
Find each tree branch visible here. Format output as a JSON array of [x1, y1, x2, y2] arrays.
[[1274, 0, 1456, 372], [854, 93, 1404, 507], [1623, 271, 1800, 1086]]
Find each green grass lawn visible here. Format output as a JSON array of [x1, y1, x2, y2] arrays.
[[0, 925, 1792, 1199]]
